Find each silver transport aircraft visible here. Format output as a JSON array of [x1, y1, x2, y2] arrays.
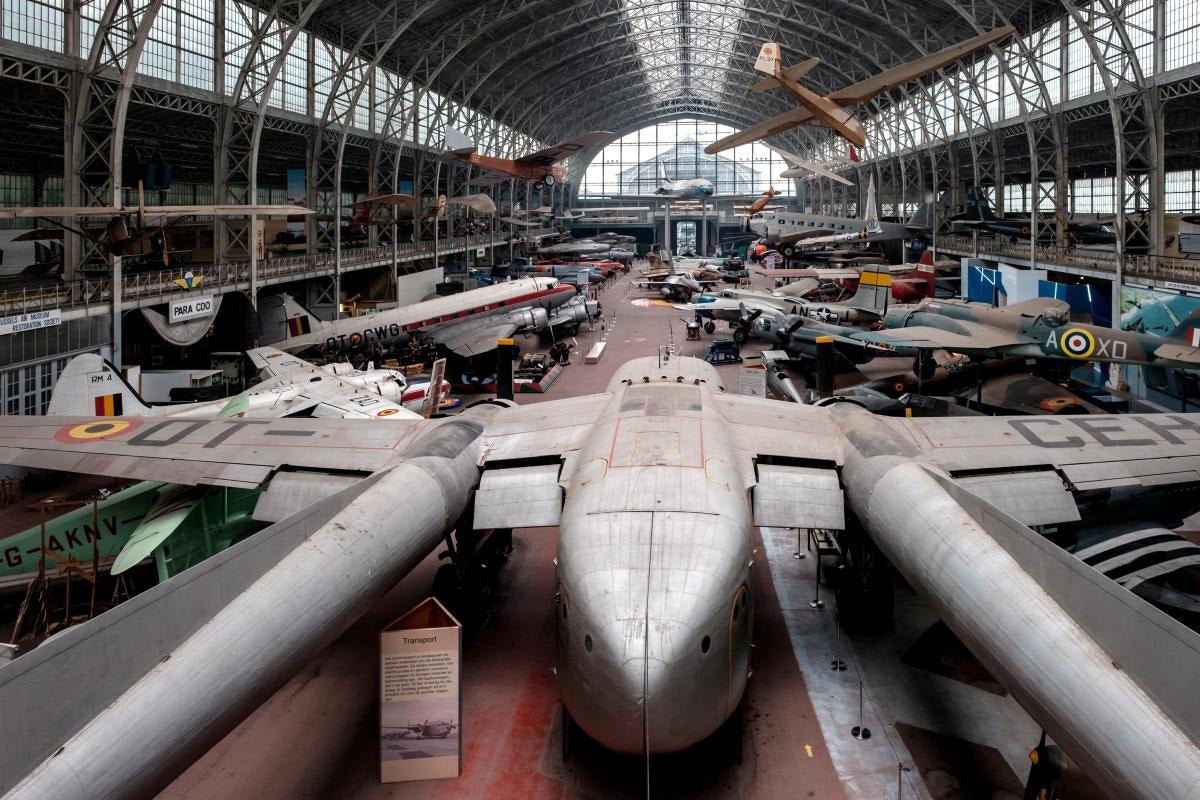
[[1, 356, 1200, 799]]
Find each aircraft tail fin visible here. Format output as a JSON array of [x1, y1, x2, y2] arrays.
[[846, 265, 892, 315], [754, 42, 782, 76], [47, 353, 153, 416], [863, 176, 880, 234], [444, 127, 476, 155], [1164, 308, 1200, 347], [965, 187, 996, 221], [259, 293, 323, 345], [657, 160, 670, 183]]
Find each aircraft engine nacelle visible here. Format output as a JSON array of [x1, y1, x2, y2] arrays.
[[511, 306, 550, 331], [371, 376, 406, 403]]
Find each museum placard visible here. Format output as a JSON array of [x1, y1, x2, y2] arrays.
[[379, 597, 462, 783]]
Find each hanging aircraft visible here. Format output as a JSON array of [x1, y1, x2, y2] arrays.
[[534, 238, 612, 257], [0, 189, 313, 270], [651, 161, 715, 199], [273, 277, 599, 358], [766, 144, 852, 186], [705, 27, 1015, 152], [953, 187, 1117, 245], [855, 297, 1200, 378], [444, 128, 612, 189], [742, 187, 780, 215], [5, 355, 1200, 798]]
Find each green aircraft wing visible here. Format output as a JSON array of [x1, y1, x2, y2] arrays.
[[111, 485, 206, 575]]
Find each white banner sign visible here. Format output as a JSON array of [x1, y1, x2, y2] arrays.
[[1165, 281, 1200, 294], [475, 247, 486, 257], [0, 309, 61, 336], [169, 295, 215, 323]]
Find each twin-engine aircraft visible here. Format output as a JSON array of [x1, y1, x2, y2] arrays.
[[706, 27, 1014, 152], [2, 355, 1200, 798], [272, 276, 599, 358]]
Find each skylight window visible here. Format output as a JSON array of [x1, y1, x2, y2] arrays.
[[621, 0, 748, 101]]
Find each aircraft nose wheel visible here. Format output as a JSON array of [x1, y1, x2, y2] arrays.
[[542, 174, 556, 187], [703, 321, 716, 334]]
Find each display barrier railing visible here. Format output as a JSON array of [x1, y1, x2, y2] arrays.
[[0, 235, 503, 317], [934, 234, 1200, 286]]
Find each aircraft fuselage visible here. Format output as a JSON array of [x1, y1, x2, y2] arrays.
[[555, 362, 753, 754]]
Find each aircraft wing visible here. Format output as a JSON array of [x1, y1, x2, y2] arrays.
[[854, 321, 1015, 351], [446, 194, 497, 214], [245, 347, 420, 420], [897, 411, 1200, 501], [111, 484, 205, 574], [830, 26, 1014, 104], [0, 416, 420, 489], [1150, 342, 1200, 365], [704, 108, 814, 153], [431, 317, 520, 358], [514, 132, 612, 167], [348, 194, 417, 210]]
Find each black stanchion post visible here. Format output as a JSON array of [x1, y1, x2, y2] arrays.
[[496, 338, 514, 401], [815, 335, 834, 399]]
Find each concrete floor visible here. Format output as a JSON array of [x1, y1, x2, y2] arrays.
[[159, 262, 1045, 800]]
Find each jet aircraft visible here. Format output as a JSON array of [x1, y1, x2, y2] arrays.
[[954, 187, 1117, 245], [856, 297, 1200, 378], [445, 128, 612, 189], [706, 27, 1015, 153], [766, 144, 852, 185]]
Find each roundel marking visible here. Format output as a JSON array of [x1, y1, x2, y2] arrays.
[[54, 418, 143, 443], [1059, 328, 1096, 359], [376, 408, 400, 417], [348, 332, 364, 347]]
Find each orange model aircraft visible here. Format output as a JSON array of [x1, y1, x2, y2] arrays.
[[444, 128, 611, 189]]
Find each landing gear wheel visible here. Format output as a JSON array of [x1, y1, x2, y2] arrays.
[[543, 174, 556, 187], [703, 320, 716, 334], [913, 353, 937, 381], [783, 246, 796, 257], [733, 328, 748, 345]]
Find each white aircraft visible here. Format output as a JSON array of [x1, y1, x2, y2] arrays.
[[274, 277, 598, 358], [766, 144, 852, 186], [45, 350, 456, 421], [651, 161, 715, 199]]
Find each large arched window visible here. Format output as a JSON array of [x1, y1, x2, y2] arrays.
[[579, 119, 792, 198]]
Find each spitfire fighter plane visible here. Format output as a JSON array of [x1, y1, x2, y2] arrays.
[[855, 297, 1200, 378]]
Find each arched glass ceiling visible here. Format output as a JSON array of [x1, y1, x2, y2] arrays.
[[580, 118, 792, 196], [622, 0, 748, 103]]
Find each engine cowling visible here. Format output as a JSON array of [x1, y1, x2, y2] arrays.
[[511, 306, 550, 331]]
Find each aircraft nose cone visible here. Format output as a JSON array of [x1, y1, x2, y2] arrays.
[[566, 607, 732, 754]]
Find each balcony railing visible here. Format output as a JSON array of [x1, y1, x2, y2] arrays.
[[934, 234, 1200, 286], [0, 235, 503, 317]]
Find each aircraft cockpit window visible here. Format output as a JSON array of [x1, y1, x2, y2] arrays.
[[1041, 307, 1069, 327], [619, 386, 703, 415]]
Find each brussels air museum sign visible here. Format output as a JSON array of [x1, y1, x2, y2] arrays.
[[379, 597, 463, 782]]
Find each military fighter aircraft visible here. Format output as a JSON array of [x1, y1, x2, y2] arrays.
[[680, 264, 896, 341], [47, 351, 431, 421], [706, 27, 1015, 152], [445, 128, 612, 189], [855, 297, 1200, 378], [953, 187, 1117, 245], [273, 276, 599, 358]]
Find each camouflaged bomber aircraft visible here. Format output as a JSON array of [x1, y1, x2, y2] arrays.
[[855, 296, 1200, 378]]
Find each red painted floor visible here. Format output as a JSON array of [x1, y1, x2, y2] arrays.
[[159, 264, 846, 800]]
